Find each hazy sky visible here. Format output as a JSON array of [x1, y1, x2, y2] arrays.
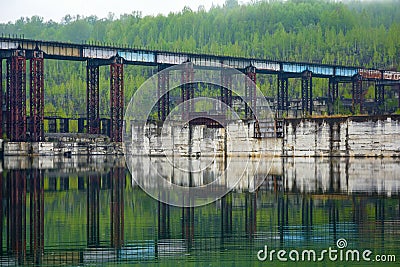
[[0, 0, 248, 23]]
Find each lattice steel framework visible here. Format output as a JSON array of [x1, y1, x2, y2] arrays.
[[277, 74, 289, 112], [87, 62, 100, 134], [328, 78, 339, 114], [352, 75, 363, 113], [375, 82, 385, 114], [301, 70, 313, 115], [221, 68, 233, 109], [6, 51, 27, 141], [245, 66, 257, 119], [111, 167, 124, 248], [0, 60, 2, 138], [181, 63, 194, 120], [110, 58, 124, 142], [30, 51, 45, 141], [157, 64, 169, 122]]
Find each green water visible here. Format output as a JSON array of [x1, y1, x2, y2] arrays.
[[0, 156, 399, 266]]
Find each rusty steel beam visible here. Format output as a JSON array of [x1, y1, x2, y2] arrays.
[[245, 66, 256, 119], [0, 59, 2, 138], [277, 74, 289, 112], [352, 75, 363, 113], [111, 167, 124, 248], [110, 57, 124, 142], [87, 62, 100, 134], [221, 68, 233, 108], [30, 51, 44, 141], [301, 70, 313, 115], [157, 64, 169, 122], [375, 82, 385, 114], [6, 51, 27, 141], [181, 63, 194, 121]]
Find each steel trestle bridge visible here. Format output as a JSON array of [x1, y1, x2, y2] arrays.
[[1, 37, 400, 142]]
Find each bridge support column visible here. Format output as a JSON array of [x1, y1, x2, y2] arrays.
[[328, 78, 339, 114], [157, 64, 169, 122], [6, 51, 27, 141], [301, 70, 312, 115], [29, 169, 44, 264], [87, 175, 100, 247], [375, 81, 384, 114], [181, 63, 194, 121], [352, 75, 363, 114], [277, 74, 289, 114], [0, 60, 2, 138], [221, 68, 233, 110], [245, 66, 256, 119], [110, 57, 124, 142], [87, 61, 100, 134], [30, 51, 44, 141], [111, 167, 124, 248]]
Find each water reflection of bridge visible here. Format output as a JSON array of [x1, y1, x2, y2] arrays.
[[0, 156, 399, 265]]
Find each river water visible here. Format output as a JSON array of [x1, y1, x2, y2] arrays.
[[1, 156, 399, 266]]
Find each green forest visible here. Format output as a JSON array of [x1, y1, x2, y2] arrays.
[[1, 0, 400, 119]]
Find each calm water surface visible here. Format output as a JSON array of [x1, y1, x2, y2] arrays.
[[1, 156, 399, 266]]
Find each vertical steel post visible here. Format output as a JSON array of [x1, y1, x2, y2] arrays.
[[245, 66, 256, 119], [352, 75, 363, 114], [30, 51, 45, 141], [375, 81, 384, 114], [6, 51, 27, 141], [221, 68, 233, 108], [87, 61, 100, 134], [181, 63, 194, 121], [328, 78, 339, 114], [157, 64, 169, 122], [277, 74, 289, 113], [0, 59, 2, 138], [111, 167, 124, 248], [301, 70, 312, 115], [110, 57, 124, 142]]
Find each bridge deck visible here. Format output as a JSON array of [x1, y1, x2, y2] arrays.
[[1, 37, 399, 80]]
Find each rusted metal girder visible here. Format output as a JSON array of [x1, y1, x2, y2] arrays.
[[30, 51, 44, 141], [111, 167, 124, 248], [375, 82, 385, 114], [352, 75, 363, 113], [110, 57, 124, 142], [181, 63, 194, 121], [245, 66, 257, 119], [87, 61, 100, 134], [328, 77, 339, 114], [221, 68, 233, 109], [0, 59, 2, 138], [6, 51, 27, 141], [301, 70, 313, 115], [157, 64, 169, 122], [277, 74, 289, 112]]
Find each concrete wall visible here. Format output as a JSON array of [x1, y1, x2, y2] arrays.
[[128, 115, 400, 157]]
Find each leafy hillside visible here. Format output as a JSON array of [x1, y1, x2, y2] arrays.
[[1, 0, 400, 118]]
